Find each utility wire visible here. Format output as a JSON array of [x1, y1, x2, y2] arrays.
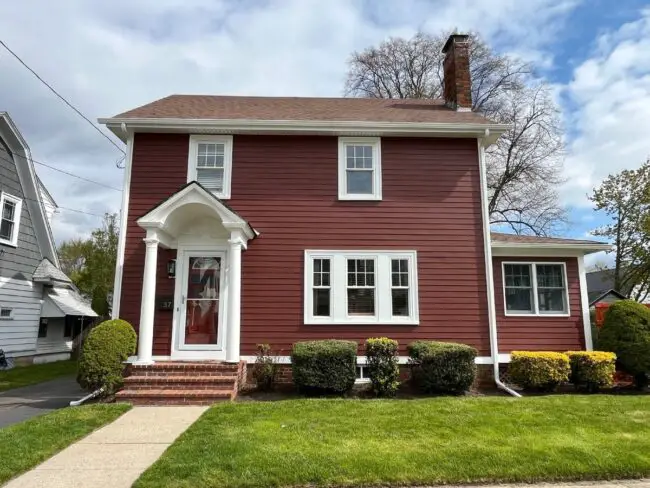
[[2, 193, 107, 219], [1, 150, 122, 192], [0, 39, 125, 155]]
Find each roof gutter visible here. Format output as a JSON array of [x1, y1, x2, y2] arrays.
[[98, 117, 510, 146], [491, 242, 611, 253], [477, 134, 521, 398]]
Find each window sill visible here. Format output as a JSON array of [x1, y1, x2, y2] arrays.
[[504, 312, 570, 318], [0, 317, 14, 321], [337, 194, 382, 201], [0, 239, 17, 248], [305, 319, 419, 326]]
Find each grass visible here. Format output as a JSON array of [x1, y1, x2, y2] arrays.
[[136, 396, 650, 488], [0, 403, 130, 484], [0, 360, 79, 392]]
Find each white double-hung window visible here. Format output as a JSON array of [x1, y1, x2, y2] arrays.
[[338, 137, 382, 200], [305, 250, 418, 324], [187, 135, 233, 199], [0, 192, 22, 247], [502, 262, 569, 316]]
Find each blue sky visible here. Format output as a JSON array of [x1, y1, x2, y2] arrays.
[[1, 0, 650, 269]]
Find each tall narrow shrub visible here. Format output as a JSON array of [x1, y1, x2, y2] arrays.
[[365, 337, 400, 397]]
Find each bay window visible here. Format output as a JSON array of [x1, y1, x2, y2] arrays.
[[305, 250, 418, 324]]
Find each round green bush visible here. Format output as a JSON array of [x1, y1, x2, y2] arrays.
[[77, 319, 137, 394], [407, 341, 477, 394], [291, 340, 357, 395], [598, 300, 650, 388]]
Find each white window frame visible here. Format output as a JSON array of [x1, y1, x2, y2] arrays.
[[187, 135, 233, 199], [338, 137, 382, 201], [0, 192, 22, 247], [502, 261, 570, 317], [304, 250, 418, 325]]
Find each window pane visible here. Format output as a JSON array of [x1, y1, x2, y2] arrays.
[[504, 264, 531, 287], [313, 289, 330, 316], [536, 265, 564, 288], [322, 273, 330, 286], [505, 287, 533, 312], [347, 170, 373, 194], [538, 289, 566, 313], [392, 289, 409, 316], [348, 288, 375, 315], [0, 219, 13, 240], [314, 274, 322, 287], [197, 168, 224, 192], [321, 259, 330, 273], [3, 201, 15, 220]]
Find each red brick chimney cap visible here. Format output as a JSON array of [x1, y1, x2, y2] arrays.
[[442, 34, 470, 54]]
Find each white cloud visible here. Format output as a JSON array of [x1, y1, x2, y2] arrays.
[[562, 9, 650, 207], [0, 0, 579, 243]]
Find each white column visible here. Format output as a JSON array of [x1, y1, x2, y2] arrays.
[[134, 236, 159, 364], [226, 233, 243, 363], [577, 255, 594, 351]]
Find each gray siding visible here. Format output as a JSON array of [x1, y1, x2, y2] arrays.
[[0, 276, 42, 356], [0, 142, 43, 280]]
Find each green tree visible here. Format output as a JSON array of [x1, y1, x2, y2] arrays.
[[589, 160, 650, 300], [58, 213, 118, 316]]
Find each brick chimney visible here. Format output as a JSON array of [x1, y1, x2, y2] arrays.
[[442, 34, 472, 111]]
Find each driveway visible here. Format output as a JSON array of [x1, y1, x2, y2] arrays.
[[0, 376, 85, 428]]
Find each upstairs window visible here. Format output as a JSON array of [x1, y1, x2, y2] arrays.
[[338, 137, 382, 200], [0, 192, 22, 247], [187, 135, 233, 199], [503, 262, 569, 316]]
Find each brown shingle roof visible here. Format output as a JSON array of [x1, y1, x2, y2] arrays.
[[112, 95, 494, 125], [491, 232, 608, 246]]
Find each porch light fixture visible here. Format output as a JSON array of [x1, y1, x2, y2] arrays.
[[167, 259, 176, 279]]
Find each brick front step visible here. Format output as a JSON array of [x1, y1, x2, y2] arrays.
[[124, 375, 237, 390], [116, 388, 234, 406]]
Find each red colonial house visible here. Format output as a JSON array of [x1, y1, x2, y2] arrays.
[[100, 35, 609, 403]]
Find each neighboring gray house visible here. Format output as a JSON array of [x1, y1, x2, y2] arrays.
[[0, 112, 97, 363], [586, 269, 626, 309]]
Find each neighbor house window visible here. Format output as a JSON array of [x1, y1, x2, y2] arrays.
[[503, 262, 569, 316], [38, 319, 48, 338], [0, 192, 22, 247], [0, 307, 12, 320], [338, 137, 382, 200], [305, 251, 418, 324], [187, 135, 233, 199]]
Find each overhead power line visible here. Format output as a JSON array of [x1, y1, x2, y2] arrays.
[[2, 192, 107, 219], [0, 39, 125, 155], [0, 151, 122, 192]]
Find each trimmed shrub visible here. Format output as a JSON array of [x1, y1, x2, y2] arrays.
[[77, 319, 137, 395], [566, 351, 616, 392], [509, 351, 570, 391], [252, 343, 280, 391], [291, 340, 357, 394], [598, 299, 650, 388], [365, 337, 400, 397], [407, 341, 477, 394]]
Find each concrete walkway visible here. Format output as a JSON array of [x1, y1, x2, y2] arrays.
[[0, 377, 85, 427], [4, 406, 207, 488]]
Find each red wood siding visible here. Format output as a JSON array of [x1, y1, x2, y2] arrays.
[[492, 256, 585, 353], [120, 133, 491, 356]]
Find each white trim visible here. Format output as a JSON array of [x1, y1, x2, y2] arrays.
[[187, 135, 233, 199], [501, 261, 570, 317], [304, 250, 419, 325], [0, 192, 22, 247], [492, 241, 610, 254], [337, 137, 382, 200], [238, 355, 499, 365], [577, 255, 593, 350], [100, 118, 510, 146], [112, 135, 133, 319]]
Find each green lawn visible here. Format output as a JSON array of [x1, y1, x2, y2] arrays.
[[0, 403, 130, 484], [136, 396, 650, 488], [0, 360, 78, 392]]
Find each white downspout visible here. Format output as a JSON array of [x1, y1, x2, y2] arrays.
[[477, 134, 521, 398]]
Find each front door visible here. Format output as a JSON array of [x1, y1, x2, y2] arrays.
[[175, 252, 226, 353]]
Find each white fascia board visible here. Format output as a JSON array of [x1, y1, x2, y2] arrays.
[[98, 117, 510, 146], [491, 242, 611, 256]]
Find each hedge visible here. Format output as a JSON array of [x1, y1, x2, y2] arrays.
[[598, 299, 650, 388], [365, 338, 400, 397], [291, 340, 357, 394], [77, 319, 137, 395], [509, 351, 570, 391], [407, 341, 477, 394], [566, 351, 616, 392]]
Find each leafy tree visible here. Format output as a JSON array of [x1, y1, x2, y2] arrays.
[[589, 161, 650, 301], [345, 32, 566, 235], [58, 213, 118, 316]]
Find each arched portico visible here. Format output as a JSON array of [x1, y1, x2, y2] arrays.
[[134, 182, 255, 364]]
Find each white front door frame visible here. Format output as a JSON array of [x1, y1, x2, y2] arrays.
[[170, 244, 230, 361]]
